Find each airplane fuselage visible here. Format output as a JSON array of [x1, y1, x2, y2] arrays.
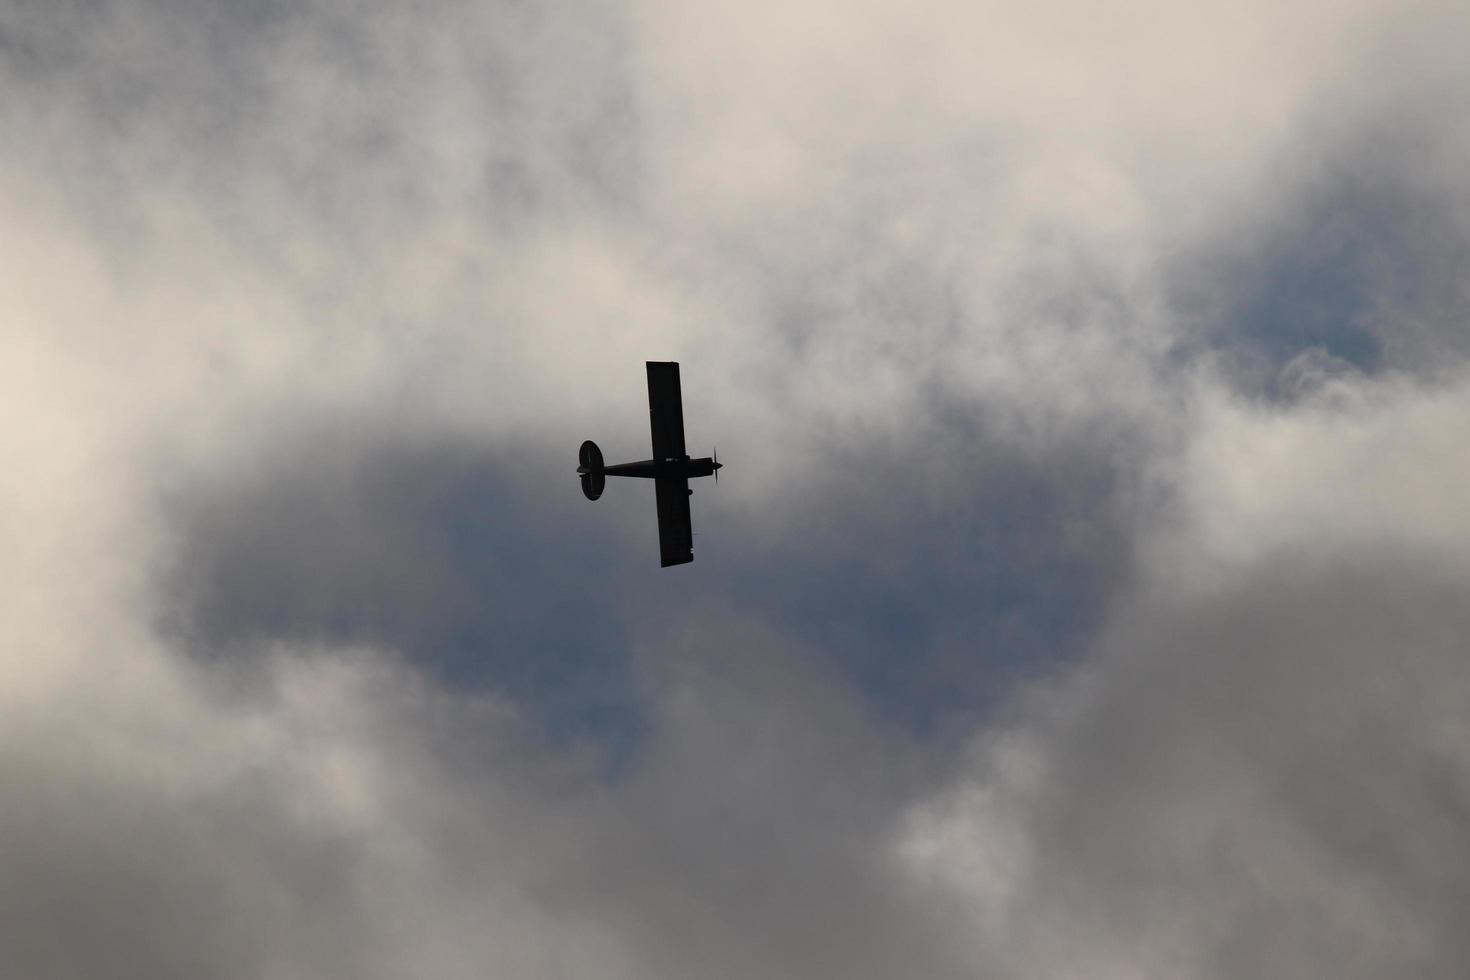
[[582, 455, 720, 481]]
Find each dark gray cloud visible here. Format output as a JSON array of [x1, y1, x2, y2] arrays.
[[158, 431, 645, 751], [158, 405, 1134, 752], [1170, 148, 1470, 400]]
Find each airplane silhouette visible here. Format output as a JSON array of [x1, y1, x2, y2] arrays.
[[578, 361, 722, 567]]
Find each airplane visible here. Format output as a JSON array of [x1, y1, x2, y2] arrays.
[[577, 361, 722, 567]]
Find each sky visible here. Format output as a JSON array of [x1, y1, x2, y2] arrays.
[[3, 0, 1470, 976]]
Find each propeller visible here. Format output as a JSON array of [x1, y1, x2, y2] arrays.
[[713, 447, 720, 483]]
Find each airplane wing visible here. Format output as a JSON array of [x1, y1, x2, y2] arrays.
[[654, 477, 694, 566], [647, 361, 686, 462]]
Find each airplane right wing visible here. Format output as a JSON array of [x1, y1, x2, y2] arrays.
[[647, 361, 687, 462], [654, 477, 693, 567]]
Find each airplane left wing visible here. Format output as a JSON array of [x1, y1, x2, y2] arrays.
[[647, 361, 687, 462], [654, 477, 693, 566]]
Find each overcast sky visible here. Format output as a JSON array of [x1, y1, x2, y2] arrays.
[[4, 1, 1470, 977]]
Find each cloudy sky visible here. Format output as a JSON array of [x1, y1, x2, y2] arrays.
[[4, 0, 1470, 976]]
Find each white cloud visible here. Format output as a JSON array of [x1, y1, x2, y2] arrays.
[[3, 0, 1470, 975]]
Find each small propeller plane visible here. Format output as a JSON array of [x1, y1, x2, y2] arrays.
[[578, 361, 722, 567]]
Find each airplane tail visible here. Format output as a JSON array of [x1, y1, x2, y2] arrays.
[[578, 440, 605, 500]]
